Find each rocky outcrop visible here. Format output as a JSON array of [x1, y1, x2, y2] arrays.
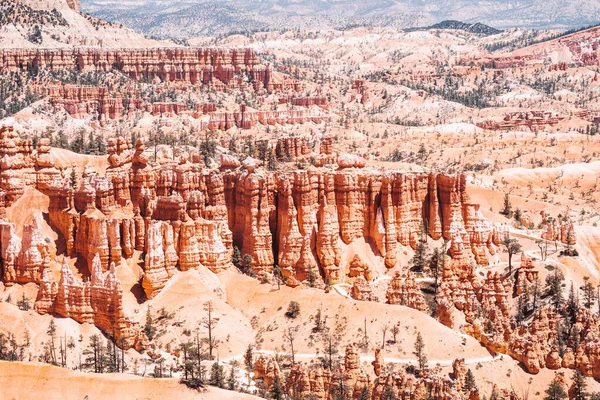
[[38, 84, 329, 128], [476, 111, 565, 132], [280, 344, 488, 399], [276, 136, 312, 160], [372, 348, 384, 376], [515, 253, 539, 296], [0, 126, 36, 204], [0, 215, 50, 286], [291, 97, 328, 108], [254, 355, 282, 390], [540, 212, 576, 245], [44, 156, 496, 294], [1, 48, 266, 86], [347, 254, 373, 281], [337, 154, 366, 169], [35, 255, 147, 350], [351, 276, 378, 302], [507, 308, 559, 374], [386, 271, 428, 313]]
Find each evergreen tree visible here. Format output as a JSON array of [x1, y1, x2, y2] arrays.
[[244, 344, 254, 371], [581, 276, 595, 310], [16, 293, 31, 311], [382, 385, 398, 400], [566, 282, 579, 322], [502, 237, 522, 275], [428, 248, 441, 292], [413, 332, 428, 372], [517, 282, 531, 323], [464, 369, 477, 392], [308, 269, 316, 288], [144, 308, 156, 341], [232, 246, 241, 268], [544, 375, 567, 400], [242, 254, 253, 274], [47, 319, 57, 365], [359, 385, 371, 400], [572, 369, 588, 400], [227, 361, 237, 391], [267, 151, 277, 171], [271, 374, 284, 400], [209, 362, 225, 388], [546, 267, 564, 311], [410, 240, 428, 272], [501, 193, 512, 217]]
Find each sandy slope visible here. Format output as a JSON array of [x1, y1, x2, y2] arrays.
[[0, 361, 259, 400], [219, 271, 492, 362]]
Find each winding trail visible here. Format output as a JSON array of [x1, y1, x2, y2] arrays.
[[220, 349, 502, 366]]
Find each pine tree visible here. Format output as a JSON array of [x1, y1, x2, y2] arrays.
[[570, 325, 581, 355], [428, 248, 441, 293], [382, 385, 398, 400], [144, 308, 156, 340], [502, 237, 522, 275], [413, 332, 428, 372], [464, 369, 477, 392], [271, 374, 284, 400], [244, 344, 254, 371], [566, 282, 579, 323], [47, 319, 57, 365], [501, 192, 512, 217], [227, 361, 237, 391], [572, 369, 588, 400], [410, 240, 428, 272], [232, 246, 241, 268], [209, 362, 225, 388], [544, 375, 567, 400], [359, 385, 371, 400], [546, 267, 564, 311], [581, 276, 595, 310], [517, 282, 530, 323]]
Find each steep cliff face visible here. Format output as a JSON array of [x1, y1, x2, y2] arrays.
[[0, 136, 507, 355], [1, 136, 500, 296]]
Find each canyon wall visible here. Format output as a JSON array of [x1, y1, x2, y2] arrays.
[[0, 130, 498, 299], [0, 48, 267, 86], [34, 84, 329, 127]]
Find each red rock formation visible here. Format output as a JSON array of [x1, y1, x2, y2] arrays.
[[142, 220, 178, 298], [276, 136, 312, 160], [253, 355, 282, 389], [515, 253, 539, 296], [337, 154, 366, 169], [281, 343, 486, 400], [0, 136, 500, 312], [0, 215, 50, 285], [320, 136, 334, 156], [507, 308, 560, 374], [0, 125, 35, 204], [35, 256, 147, 350], [540, 212, 576, 245], [291, 97, 328, 108], [35, 138, 61, 192], [351, 276, 378, 302], [372, 348, 384, 376], [1, 48, 265, 86], [386, 271, 428, 313], [348, 254, 373, 281], [477, 111, 565, 131]]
